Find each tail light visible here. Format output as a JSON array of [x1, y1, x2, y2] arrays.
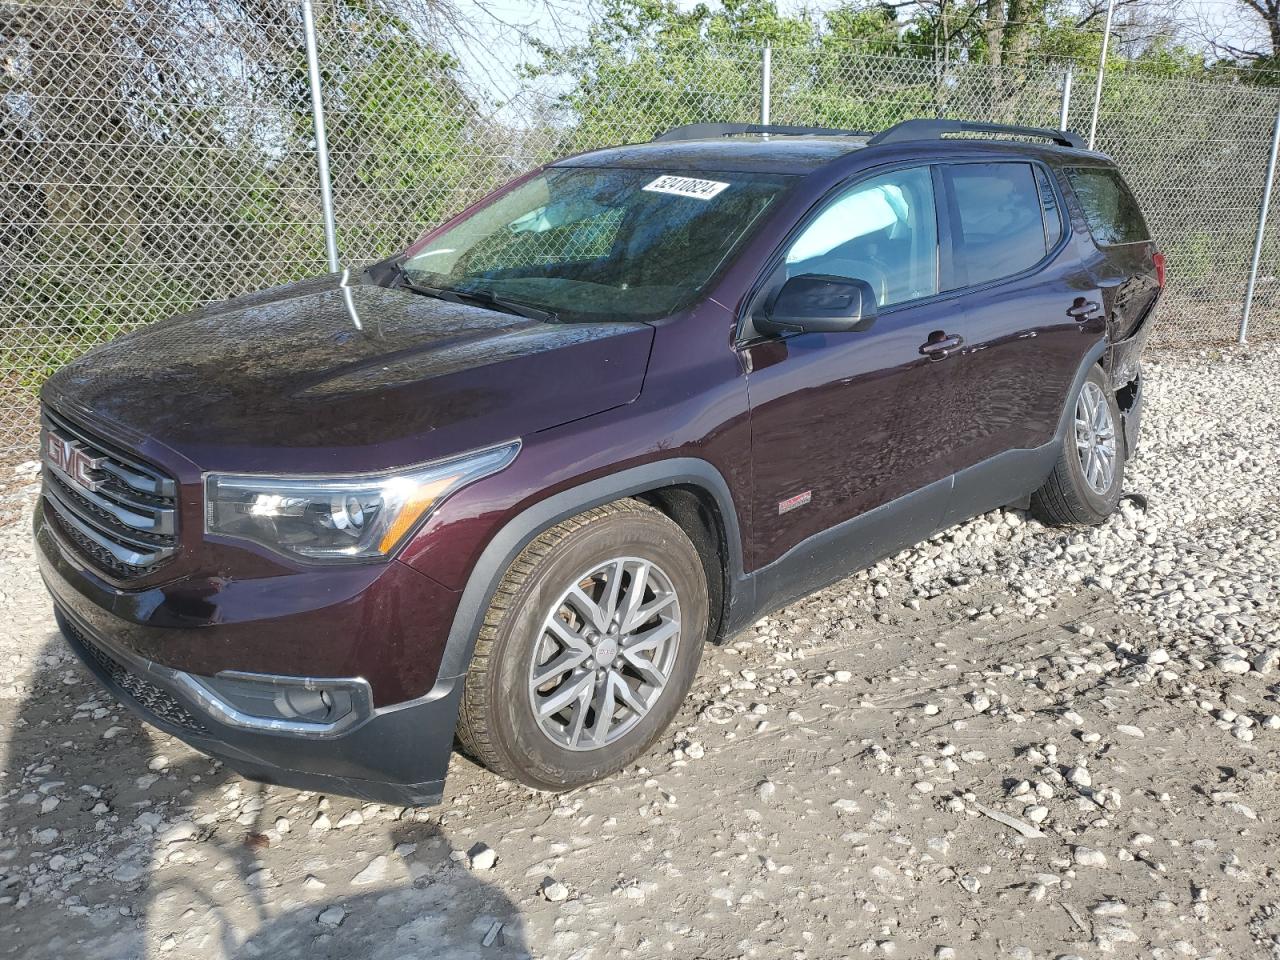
[[1152, 252, 1166, 288]]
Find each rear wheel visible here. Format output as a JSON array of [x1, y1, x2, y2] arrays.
[[1030, 365, 1124, 526], [456, 500, 708, 792]]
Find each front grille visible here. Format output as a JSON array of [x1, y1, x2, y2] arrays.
[[63, 618, 211, 736], [40, 406, 179, 579], [46, 507, 164, 579]]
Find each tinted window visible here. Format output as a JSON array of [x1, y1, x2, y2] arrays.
[[784, 166, 938, 308], [1065, 166, 1149, 246], [1036, 167, 1063, 250], [947, 162, 1047, 286]]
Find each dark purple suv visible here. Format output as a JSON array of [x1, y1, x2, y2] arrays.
[[34, 120, 1162, 804]]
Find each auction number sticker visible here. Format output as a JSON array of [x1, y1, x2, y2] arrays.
[[643, 175, 730, 200]]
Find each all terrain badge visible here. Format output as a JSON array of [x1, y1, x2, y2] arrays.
[[778, 490, 812, 514]]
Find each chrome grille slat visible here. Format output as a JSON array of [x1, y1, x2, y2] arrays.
[[47, 462, 175, 535], [46, 477, 173, 551], [43, 407, 177, 498], [40, 406, 179, 579], [45, 482, 176, 566], [46, 509, 166, 579]]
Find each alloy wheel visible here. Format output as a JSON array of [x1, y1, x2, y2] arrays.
[[1074, 381, 1117, 495], [528, 557, 682, 751]]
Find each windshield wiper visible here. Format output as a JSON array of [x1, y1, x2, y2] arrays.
[[395, 266, 558, 323]]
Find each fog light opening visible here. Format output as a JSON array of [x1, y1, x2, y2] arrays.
[[192, 671, 365, 731], [275, 686, 338, 722]]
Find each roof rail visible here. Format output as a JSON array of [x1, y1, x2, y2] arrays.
[[867, 119, 1087, 150], [653, 123, 870, 142]]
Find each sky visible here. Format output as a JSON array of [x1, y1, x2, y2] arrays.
[[448, 0, 820, 96], [447, 0, 1270, 101]]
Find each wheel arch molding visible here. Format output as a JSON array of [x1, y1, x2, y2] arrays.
[[435, 458, 750, 685]]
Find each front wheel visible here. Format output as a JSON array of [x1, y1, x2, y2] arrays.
[[1030, 365, 1124, 526], [456, 500, 708, 792]]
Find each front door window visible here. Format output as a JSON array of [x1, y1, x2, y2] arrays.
[[784, 166, 938, 310]]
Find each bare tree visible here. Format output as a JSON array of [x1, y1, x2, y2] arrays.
[[1184, 0, 1280, 64]]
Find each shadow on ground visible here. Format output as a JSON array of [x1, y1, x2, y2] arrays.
[[1, 634, 529, 960]]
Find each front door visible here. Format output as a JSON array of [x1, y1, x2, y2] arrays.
[[742, 164, 969, 598]]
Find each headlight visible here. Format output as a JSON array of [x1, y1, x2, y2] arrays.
[[205, 441, 519, 562]]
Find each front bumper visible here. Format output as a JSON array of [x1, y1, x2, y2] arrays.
[[51, 602, 461, 805], [37, 504, 464, 806]]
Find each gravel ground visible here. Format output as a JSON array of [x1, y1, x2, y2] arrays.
[[2, 348, 1279, 960]]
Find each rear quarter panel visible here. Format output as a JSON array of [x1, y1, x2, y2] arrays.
[[1053, 160, 1160, 386]]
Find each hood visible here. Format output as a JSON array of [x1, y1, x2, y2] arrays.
[[42, 276, 655, 473]]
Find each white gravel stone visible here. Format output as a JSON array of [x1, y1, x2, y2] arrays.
[[540, 878, 570, 902], [335, 810, 364, 828], [1252, 648, 1280, 674], [159, 821, 197, 845], [352, 855, 388, 886], [1073, 846, 1108, 868]]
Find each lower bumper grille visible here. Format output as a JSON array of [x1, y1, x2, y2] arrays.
[[62, 618, 211, 736]]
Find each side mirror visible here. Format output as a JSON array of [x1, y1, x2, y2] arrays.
[[757, 274, 878, 336]]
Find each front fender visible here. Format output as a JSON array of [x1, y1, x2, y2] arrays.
[[433, 457, 750, 683]]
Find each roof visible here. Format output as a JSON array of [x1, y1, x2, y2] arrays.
[[552, 135, 869, 175], [551, 120, 1103, 176]]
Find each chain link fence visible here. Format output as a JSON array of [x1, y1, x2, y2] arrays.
[[3, 1, 1280, 455]]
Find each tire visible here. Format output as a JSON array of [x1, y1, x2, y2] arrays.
[[1030, 364, 1124, 526], [456, 499, 708, 792]]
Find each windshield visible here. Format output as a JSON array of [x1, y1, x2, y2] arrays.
[[400, 166, 794, 322]]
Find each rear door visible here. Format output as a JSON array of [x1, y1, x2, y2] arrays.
[[935, 158, 1098, 519]]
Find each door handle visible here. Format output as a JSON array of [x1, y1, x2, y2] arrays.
[[919, 333, 964, 360], [1067, 298, 1102, 322]]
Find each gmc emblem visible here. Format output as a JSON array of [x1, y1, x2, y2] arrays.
[[45, 430, 106, 493]]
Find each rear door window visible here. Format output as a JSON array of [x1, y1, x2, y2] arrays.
[[1064, 166, 1149, 246], [945, 162, 1048, 287]]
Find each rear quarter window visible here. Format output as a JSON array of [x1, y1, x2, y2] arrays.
[[1064, 166, 1149, 246]]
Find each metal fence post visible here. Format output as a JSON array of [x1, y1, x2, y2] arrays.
[[1059, 63, 1074, 130], [1241, 100, 1280, 344], [1087, 0, 1115, 149], [302, 0, 340, 272], [761, 43, 772, 126]]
